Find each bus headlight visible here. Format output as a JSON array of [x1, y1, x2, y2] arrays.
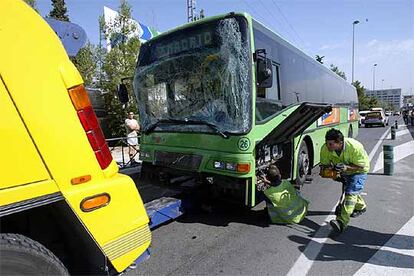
[[214, 161, 225, 169], [225, 162, 237, 171]]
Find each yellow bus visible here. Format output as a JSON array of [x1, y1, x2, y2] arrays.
[[0, 1, 151, 274]]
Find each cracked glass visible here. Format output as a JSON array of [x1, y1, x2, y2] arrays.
[[134, 16, 251, 135]]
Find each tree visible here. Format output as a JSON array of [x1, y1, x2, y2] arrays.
[[353, 80, 369, 110], [99, 0, 141, 138], [71, 43, 98, 87], [199, 9, 205, 19], [352, 80, 383, 110], [330, 64, 346, 80], [23, 0, 37, 11], [315, 55, 324, 64], [49, 0, 69, 22], [193, 8, 205, 21]]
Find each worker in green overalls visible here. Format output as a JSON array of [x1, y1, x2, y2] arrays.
[[262, 165, 308, 224], [320, 128, 370, 233]]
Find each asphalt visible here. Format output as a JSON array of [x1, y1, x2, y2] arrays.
[[123, 116, 414, 276]]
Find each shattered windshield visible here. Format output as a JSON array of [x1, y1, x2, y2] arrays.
[[134, 16, 251, 135]]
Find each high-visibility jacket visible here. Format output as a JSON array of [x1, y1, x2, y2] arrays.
[[264, 180, 309, 224], [320, 137, 370, 174]]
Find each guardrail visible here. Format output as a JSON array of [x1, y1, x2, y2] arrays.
[[106, 136, 140, 169]]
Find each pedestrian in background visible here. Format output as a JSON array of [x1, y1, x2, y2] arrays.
[[402, 110, 409, 125], [125, 111, 140, 163], [410, 110, 414, 126], [320, 128, 370, 233]]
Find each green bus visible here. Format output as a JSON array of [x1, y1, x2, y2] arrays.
[[132, 13, 358, 207]]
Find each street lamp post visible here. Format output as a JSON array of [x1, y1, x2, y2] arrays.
[[352, 20, 360, 84], [382, 79, 384, 90], [372, 63, 378, 91]]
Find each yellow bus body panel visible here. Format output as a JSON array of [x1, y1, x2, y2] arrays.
[[0, 0, 150, 272]]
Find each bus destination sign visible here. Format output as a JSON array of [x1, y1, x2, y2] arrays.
[[155, 31, 213, 59]]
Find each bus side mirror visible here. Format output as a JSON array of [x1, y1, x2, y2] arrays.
[[257, 57, 273, 88], [117, 83, 129, 104]]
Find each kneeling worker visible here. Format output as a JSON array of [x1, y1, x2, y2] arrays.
[[263, 165, 308, 224], [320, 128, 370, 233]]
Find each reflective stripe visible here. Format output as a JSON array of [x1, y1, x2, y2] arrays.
[[283, 201, 306, 220], [277, 197, 302, 214], [344, 200, 356, 206], [269, 200, 306, 221], [268, 207, 285, 222]]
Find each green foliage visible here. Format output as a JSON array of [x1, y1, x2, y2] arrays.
[[315, 55, 324, 64], [352, 80, 382, 110], [98, 0, 141, 138], [193, 8, 205, 21], [49, 0, 69, 22], [71, 43, 98, 86], [23, 0, 37, 11], [330, 64, 346, 80]]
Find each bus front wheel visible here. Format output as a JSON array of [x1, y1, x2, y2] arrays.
[[296, 141, 310, 187]]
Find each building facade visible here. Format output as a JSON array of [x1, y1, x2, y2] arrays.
[[365, 88, 402, 110], [403, 95, 414, 108]]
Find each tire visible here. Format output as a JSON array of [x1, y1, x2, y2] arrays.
[[296, 140, 310, 187], [0, 233, 69, 276]]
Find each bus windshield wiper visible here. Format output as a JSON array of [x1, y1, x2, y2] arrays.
[[144, 118, 229, 139]]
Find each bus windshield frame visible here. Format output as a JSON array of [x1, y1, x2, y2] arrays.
[[134, 15, 252, 136]]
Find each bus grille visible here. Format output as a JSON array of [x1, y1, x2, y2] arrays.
[[154, 151, 202, 171], [102, 224, 151, 260]]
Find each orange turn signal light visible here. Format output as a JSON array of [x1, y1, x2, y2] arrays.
[[71, 175, 91, 185], [68, 84, 91, 110], [237, 163, 251, 173], [80, 193, 110, 212]]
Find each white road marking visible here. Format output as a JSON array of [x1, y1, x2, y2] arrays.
[[353, 216, 414, 276], [287, 128, 390, 276], [373, 141, 414, 172], [387, 129, 411, 139], [368, 128, 391, 161]]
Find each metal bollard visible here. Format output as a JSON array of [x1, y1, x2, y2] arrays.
[[395, 120, 398, 129], [390, 126, 396, 140], [383, 145, 394, 176]]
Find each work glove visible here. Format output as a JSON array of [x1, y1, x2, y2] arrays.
[[334, 163, 348, 172]]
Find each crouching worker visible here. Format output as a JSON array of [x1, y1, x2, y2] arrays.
[[262, 165, 309, 224], [320, 128, 370, 233]]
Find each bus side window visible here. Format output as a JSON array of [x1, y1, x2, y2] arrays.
[[255, 63, 282, 123]]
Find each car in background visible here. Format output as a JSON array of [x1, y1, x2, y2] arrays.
[[358, 110, 370, 127], [394, 111, 401, 116], [364, 110, 389, 127], [385, 111, 392, 116]]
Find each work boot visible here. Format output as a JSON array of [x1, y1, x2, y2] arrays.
[[330, 219, 344, 233], [351, 208, 366, 218], [334, 204, 342, 216]]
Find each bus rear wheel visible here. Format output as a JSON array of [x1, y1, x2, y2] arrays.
[[0, 233, 69, 276], [296, 141, 310, 187]]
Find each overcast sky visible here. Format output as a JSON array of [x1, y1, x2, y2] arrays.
[[36, 0, 413, 95]]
